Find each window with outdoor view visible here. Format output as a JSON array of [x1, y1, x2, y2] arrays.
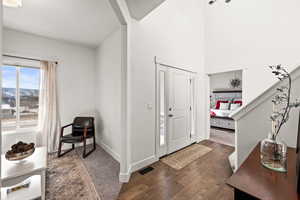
[[1, 65, 40, 132]]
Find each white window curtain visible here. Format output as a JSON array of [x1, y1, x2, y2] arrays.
[[36, 61, 61, 153]]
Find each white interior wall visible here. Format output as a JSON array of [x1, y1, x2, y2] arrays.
[[210, 70, 242, 92], [117, 0, 300, 176], [205, 0, 300, 104], [128, 0, 205, 170], [2, 28, 96, 152], [95, 28, 122, 162]]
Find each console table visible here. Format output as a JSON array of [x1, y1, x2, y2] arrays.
[[1, 147, 47, 200], [227, 144, 300, 200]]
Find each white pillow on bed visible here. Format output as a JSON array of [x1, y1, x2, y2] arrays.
[[219, 103, 229, 110], [230, 103, 241, 110]]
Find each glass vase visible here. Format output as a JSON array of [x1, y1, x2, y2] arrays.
[[260, 133, 287, 172]]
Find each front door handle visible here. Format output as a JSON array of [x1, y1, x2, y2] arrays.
[[168, 114, 174, 117]]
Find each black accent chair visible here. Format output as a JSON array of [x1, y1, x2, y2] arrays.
[[58, 117, 96, 158]]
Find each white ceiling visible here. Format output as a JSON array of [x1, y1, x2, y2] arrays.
[[125, 0, 166, 20], [3, 0, 120, 47]]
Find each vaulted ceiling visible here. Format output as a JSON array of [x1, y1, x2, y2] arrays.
[[3, 0, 120, 47], [125, 0, 166, 20], [3, 0, 168, 47]]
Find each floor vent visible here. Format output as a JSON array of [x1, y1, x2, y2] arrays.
[[139, 166, 154, 175]]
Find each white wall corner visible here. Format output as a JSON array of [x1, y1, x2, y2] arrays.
[[204, 74, 211, 141], [130, 156, 158, 173], [109, 0, 131, 25], [108, 0, 132, 185], [119, 169, 131, 183], [228, 151, 237, 172], [98, 140, 121, 163], [196, 137, 207, 144]]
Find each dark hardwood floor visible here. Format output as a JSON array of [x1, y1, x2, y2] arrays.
[[118, 140, 234, 200]]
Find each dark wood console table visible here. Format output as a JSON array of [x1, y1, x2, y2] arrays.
[[227, 144, 300, 200]]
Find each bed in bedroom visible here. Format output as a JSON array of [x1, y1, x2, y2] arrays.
[[210, 90, 242, 130]]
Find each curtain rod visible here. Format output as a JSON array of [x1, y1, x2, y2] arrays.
[[3, 54, 58, 64], [154, 56, 197, 74]]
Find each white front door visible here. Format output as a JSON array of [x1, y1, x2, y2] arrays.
[[157, 65, 168, 157], [156, 66, 196, 157], [167, 68, 193, 154]]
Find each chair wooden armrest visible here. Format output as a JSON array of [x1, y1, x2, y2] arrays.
[[60, 123, 73, 137], [83, 127, 88, 138]]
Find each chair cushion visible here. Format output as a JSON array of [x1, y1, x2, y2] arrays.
[[61, 134, 93, 143]]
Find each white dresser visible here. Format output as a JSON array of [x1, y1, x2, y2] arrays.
[[1, 147, 47, 200]]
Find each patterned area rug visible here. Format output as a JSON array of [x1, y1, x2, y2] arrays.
[[46, 152, 101, 200], [161, 144, 212, 170]]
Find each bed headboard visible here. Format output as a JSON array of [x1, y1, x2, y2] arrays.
[[211, 90, 242, 109]]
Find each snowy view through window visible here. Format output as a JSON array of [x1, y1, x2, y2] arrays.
[[2, 66, 40, 132]]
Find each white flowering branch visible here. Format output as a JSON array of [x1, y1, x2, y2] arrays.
[[269, 65, 299, 139]]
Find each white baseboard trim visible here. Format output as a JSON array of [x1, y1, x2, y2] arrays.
[[196, 137, 206, 143], [228, 151, 237, 172], [130, 155, 158, 173], [119, 170, 131, 183], [97, 141, 120, 163]]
